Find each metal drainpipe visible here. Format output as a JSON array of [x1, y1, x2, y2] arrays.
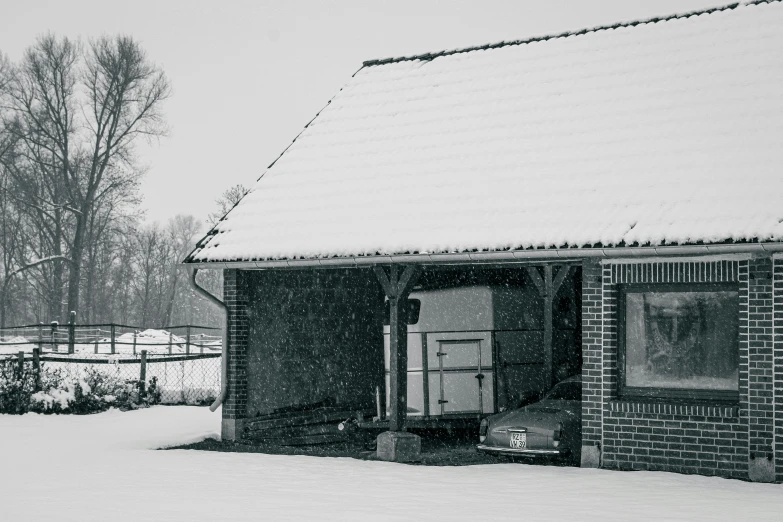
[[186, 267, 228, 412]]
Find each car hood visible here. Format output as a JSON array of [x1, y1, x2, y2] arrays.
[[491, 399, 580, 428]]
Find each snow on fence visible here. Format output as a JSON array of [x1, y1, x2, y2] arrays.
[[0, 323, 223, 405], [0, 323, 222, 356]]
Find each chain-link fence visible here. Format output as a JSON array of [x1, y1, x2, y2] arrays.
[[0, 351, 221, 405]]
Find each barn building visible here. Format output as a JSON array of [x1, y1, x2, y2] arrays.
[[185, 1, 783, 482]]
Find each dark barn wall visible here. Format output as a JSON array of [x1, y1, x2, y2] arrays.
[[244, 269, 384, 416]]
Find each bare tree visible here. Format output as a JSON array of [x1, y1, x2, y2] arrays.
[[3, 34, 170, 319], [162, 214, 201, 325], [207, 184, 248, 226]]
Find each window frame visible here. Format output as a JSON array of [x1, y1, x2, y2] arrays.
[[617, 282, 740, 404]]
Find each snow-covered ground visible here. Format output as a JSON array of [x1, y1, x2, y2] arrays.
[[0, 407, 780, 521]]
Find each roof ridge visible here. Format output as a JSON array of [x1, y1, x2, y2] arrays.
[[362, 1, 777, 67]]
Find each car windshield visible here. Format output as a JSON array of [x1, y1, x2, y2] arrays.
[[545, 381, 582, 401]]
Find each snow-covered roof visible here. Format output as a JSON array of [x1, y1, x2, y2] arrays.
[[187, 1, 783, 264]]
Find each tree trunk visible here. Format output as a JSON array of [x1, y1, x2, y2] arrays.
[[67, 213, 86, 318]]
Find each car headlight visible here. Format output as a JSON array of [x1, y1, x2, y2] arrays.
[[479, 418, 489, 442]]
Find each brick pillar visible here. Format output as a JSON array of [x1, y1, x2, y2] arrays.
[[581, 259, 603, 467], [747, 257, 775, 482], [222, 269, 249, 441], [772, 257, 783, 483]]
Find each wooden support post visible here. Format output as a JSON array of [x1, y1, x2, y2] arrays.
[[526, 265, 573, 390], [32, 347, 41, 391], [185, 325, 191, 355], [139, 350, 148, 398], [67, 311, 76, 354], [543, 265, 554, 390], [168, 331, 173, 354], [374, 264, 422, 432], [94, 340, 99, 354], [110, 324, 116, 355], [133, 331, 137, 355], [37, 323, 43, 353]]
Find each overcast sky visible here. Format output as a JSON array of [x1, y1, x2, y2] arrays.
[[1, 0, 724, 227]]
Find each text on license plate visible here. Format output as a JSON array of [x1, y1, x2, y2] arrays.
[[510, 432, 526, 449]]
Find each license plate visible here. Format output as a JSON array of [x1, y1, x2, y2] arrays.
[[510, 432, 526, 449]]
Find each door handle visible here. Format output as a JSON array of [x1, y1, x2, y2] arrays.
[[438, 399, 449, 404], [436, 352, 447, 357], [475, 373, 485, 380]]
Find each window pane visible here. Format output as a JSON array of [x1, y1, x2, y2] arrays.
[[625, 290, 738, 391]]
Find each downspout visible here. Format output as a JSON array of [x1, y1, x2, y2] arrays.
[[186, 267, 227, 412]]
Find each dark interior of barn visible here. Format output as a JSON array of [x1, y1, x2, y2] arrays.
[[237, 264, 582, 460]]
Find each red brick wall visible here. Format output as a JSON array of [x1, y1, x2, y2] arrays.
[[582, 257, 779, 480]]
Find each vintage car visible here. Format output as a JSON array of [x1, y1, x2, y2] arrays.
[[477, 375, 581, 463]]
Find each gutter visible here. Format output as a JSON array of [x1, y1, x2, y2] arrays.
[[184, 242, 783, 270], [186, 267, 227, 412]]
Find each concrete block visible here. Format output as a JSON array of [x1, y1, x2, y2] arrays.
[[581, 444, 601, 468], [376, 431, 421, 463], [221, 418, 242, 441], [748, 455, 775, 483]]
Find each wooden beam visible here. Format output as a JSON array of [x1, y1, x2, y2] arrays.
[[543, 265, 554, 389], [527, 264, 573, 389], [373, 266, 394, 297], [374, 265, 422, 432], [552, 265, 573, 295], [525, 267, 545, 296]]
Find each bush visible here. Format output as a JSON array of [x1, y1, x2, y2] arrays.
[[0, 360, 37, 414], [30, 366, 166, 414], [0, 361, 163, 415]]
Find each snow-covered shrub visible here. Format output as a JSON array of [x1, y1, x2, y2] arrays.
[[145, 376, 162, 406], [0, 361, 64, 414], [30, 367, 161, 414], [0, 360, 37, 414]]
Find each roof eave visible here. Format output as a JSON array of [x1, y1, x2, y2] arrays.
[[180, 241, 783, 270]]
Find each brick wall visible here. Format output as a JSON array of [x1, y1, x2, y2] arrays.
[[747, 257, 774, 465], [223, 269, 249, 423], [584, 256, 779, 480], [581, 260, 603, 449], [774, 257, 783, 482]]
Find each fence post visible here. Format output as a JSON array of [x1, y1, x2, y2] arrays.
[[139, 349, 147, 399], [133, 331, 137, 356], [16, 350, 24, 379], [110, 324, 116, 354], [168, 331, 173, 354], [32, 347, 41, 391], [51, 321, 58, 353], [186, 325, 191, 355], [37, 322, 43, 353], [68, 311, 76, 354], [94, 340, 99, 354]]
